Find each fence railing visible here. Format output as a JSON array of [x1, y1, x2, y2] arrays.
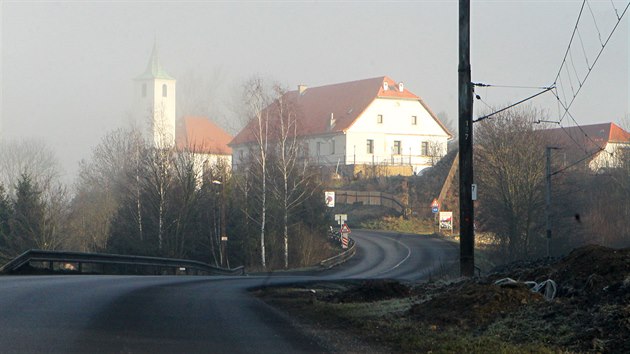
[[0, 249, 245, 276], [320, 238, 356, 269], [334, 190, 405, 215]]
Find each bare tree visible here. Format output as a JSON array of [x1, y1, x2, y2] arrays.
[[241, 77, 272, 270], [268, 85, 318, 268], [427, 141, 445, 166], [69, 128, 145, 252], [0, 138, 62, 198], [475, 107, 547, 260]]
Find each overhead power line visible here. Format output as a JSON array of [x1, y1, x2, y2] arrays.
[[553, 0, 630, 124]]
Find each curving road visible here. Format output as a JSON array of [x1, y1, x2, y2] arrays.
[[0, 230, 457, 353]]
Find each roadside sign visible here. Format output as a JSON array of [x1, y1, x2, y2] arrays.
[[335, 214, 348, 225], [431, 198, 439, 208], [340, 223, 351, 234], [325, 191, 335, 207], [439, 211, 453, 231], [432, 206, 439, 214]]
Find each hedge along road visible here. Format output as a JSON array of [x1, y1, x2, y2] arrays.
[[0, 230, 458, 353]]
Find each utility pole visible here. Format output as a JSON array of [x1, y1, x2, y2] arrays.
[[459, 0, 475, 277], [545, 147, 559, 258]]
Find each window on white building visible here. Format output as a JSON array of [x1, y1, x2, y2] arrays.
[[394, 141, 402, 155], [421, 141, 429, 156], [377, 114, 383, 124], [162, 84, 168, 97], [412, 116, 417, 125], [142, 83, 147, 98], [366, 139, 374, 154]]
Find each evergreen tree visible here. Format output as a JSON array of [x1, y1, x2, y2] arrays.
[[8, 174, 46, 255], [0, 184, 13, 262]]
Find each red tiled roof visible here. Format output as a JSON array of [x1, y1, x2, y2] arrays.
[[541, 122, 630, 152], [230, 76, 449, 146], [176, 116, 232, 155]]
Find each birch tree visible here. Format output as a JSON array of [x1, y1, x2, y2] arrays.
[[268, 85, 316, 268], [241, 77, 272, 269]]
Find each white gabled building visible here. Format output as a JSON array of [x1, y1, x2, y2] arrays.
[[230, 76, 452, 176]]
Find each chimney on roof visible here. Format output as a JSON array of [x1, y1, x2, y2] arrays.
[[398, 82, 404, 92], [329, 113, 336, 130], [383, 81, 389, 91], [298, 84, 308, 95]]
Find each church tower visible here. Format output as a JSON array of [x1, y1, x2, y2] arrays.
[[134, 43, 176, 148]]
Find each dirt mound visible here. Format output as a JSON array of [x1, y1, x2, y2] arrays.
[[327, 279, 411, 303], [551, 244, 630, 297], [405, 245, 630, 352], [409, 281, 544, 329]]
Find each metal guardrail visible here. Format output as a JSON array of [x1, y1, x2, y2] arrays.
[[320, 238, 356, 269], [0, 249, 245, 276]]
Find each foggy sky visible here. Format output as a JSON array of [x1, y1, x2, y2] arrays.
[[1, 1, 628, 183]]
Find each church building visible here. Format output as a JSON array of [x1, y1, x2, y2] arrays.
[[133, 44, 232, 178]]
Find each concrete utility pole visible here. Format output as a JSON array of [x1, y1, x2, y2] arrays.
[[459, 0, 475, 277]]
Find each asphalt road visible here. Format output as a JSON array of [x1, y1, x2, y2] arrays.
[[0, 230, 458, 353]]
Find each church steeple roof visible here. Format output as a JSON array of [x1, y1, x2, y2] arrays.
[[136, 43, 174, 80]]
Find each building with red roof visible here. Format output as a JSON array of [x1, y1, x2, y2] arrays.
[[541, 122, 630, 171], [133, 45, 232, 181], [230, 76, 452, 176]]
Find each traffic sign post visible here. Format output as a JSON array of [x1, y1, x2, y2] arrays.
[[431, 198, 440, 213], [431, 198, 440, 233], [340, 223, 351, 249], [341, 234, 349, 249], [335, 214, 348, 225]]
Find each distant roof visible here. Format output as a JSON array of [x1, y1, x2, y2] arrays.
[[135, 43, 174, 81], [230, 76, 451, 146], [176, 116, 233, 155], [541, 122, 630, 153]]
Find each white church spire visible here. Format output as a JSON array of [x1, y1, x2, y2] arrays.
[[134, 43, 177, 149]]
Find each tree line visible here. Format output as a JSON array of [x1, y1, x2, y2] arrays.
[[0, 81, 331, 270], [473, 107, 630, 262]]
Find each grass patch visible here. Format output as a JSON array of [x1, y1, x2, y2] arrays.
[[360, 216, 436, 234]]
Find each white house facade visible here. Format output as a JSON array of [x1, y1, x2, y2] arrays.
[[230, 77, 452, 176]]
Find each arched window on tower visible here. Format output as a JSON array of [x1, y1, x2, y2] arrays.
[[162, 84, 168, 97]]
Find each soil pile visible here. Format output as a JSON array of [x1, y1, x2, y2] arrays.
[[409, 244, 630, 353], [257, 244, 630, 353], [326, 279, 411, 303]]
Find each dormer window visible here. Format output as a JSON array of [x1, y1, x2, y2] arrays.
[[162, 84, 168, 97]]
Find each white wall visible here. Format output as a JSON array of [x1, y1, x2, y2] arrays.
[[345, 98, 450, 173], [230, 98, 451, 174], [133, 77, 176, 149]]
